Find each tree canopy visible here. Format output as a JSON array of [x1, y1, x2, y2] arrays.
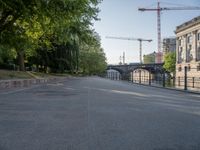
[[0, 0, 107, 74], [163, 52, 176, 73]]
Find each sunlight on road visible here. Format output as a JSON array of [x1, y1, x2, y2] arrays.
[[83, 86, 148, 97], [110, 90, 148, 97], [47, 83, 64, 86]]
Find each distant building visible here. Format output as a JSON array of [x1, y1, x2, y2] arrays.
[[162, 37, 176, 58], [155, 52, 163, 63], [143, 52, 155, 64], [175, 16, 200, 89]]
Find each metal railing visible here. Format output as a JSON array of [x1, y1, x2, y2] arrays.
[[106, 66, 200, 92]]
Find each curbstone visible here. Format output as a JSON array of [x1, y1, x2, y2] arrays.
[[0, 77, 62, 90]]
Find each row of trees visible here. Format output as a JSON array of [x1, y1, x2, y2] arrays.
[[0, 0, 107, 74]]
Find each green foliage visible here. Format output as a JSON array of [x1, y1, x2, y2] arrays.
[[0, 46, 16, 64], [163, 52, 176, 73], [0, 0, 107, 74], [79, 49, 107, 74], [79, 31, 107, 74]]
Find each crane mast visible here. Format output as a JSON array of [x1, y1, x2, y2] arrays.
[[138, 1, 200, 63], [157, 2, 162, 63], [106, 36, 152, 64]]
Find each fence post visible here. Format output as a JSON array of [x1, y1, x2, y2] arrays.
[[184, 66, 187, 90], [131, 72, 133, 83], [163, 72, 165, 87], [192, 77, 195, 88], [139, 70, 141, 84], [173, 75, 175, 87], [178, 76, 180, 86], [149, 71, 151, 86]]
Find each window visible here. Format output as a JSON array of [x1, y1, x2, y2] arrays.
[[197, 63, 200, 71], [178, 39, 182, 46], [197, 47, 200, 61], [187, 35, 192, 43], [178, 47, 183, 63], [198, 33, 200, 41], [186, 45, 192, 62], [178, 66, 182, 72]]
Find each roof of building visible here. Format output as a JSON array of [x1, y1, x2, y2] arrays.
[[176, 16, 200, 33]]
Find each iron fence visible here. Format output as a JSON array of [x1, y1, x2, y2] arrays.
[[107, 66, 200, 92]]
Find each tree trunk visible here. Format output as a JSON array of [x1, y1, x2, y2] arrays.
[[17, 51, 25, 71]]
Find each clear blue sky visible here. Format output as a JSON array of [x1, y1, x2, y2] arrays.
[[93, 0, 200, 64]]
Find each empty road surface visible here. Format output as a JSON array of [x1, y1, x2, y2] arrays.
[[0, 77, 200, 150]]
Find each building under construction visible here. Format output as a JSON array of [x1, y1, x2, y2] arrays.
[[162, 37, 176, 58]]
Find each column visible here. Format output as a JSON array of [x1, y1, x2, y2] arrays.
[[192, 30, 197, 61], [176, 37, 179, 63], [184, 34, 187, 63]]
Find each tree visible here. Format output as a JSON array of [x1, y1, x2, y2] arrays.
[[79, 31, 107, 74], [163, 52, 176, 73], [0, 0, 107, 74]]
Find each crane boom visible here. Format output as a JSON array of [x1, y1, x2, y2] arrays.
[[106, 36, 152, 63], [138, 2, 200, 63], [139, 6, 200, 11], [162, 7, 200, 10], [105, 36, 152, 42]]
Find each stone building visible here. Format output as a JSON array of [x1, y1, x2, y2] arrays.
[[175, 16, 200, 89]]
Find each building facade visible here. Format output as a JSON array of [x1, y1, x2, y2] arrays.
[[155, 52, 163, 63], [143, 52, 155, 64], [162, 37, 176, 58], [175, 16, 200, 89]]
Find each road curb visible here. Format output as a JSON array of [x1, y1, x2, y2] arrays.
[[0, 77, 61, 90]]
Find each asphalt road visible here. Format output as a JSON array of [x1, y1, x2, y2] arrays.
[[0, 77, 200, 150]]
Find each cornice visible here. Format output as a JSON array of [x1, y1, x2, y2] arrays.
[[175, 16, 200, 33]]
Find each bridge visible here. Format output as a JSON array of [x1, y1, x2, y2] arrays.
[[107, 63, 164, 80]]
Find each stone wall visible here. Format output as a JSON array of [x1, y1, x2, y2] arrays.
[[0, 78, 58, 90]]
